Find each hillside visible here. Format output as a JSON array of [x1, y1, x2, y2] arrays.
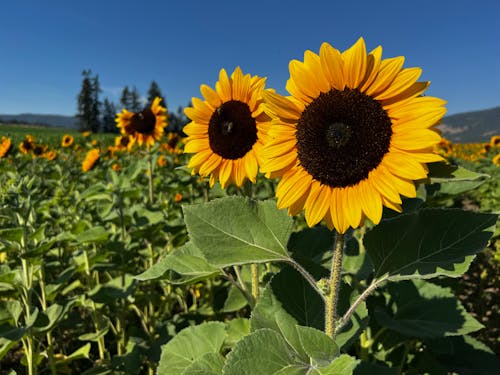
[[0, 113, 77, 128], [1, 106, 499, 143], [439, 106, 500, 143]]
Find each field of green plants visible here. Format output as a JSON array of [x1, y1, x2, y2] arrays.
[[0, 124, 499, 375]]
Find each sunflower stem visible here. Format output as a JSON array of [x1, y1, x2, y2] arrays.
[[325, 231, 344, 339], [147, 151, 154, 204], [251, 263, 259, 302]]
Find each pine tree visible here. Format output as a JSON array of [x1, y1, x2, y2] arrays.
[[90, 74, 102, 132], [146, 80, 166, 108], [77, 70, 101, 132], [130, 86, 142, 112], [102, 98, 118, 133], [120, 86, 131, 109]]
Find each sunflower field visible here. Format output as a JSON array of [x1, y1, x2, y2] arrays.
[[1, 38, 500, 375]]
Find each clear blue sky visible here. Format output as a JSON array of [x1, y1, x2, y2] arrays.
[[1, 0, 499, 117]]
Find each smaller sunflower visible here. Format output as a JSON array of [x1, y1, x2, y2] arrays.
[[19, 136, 35, 154], [161, 132, 183, 154], [44, 150, 57, 160], [62, 134, 74, 148], [174, 193, 183, 202], [114, 134, 135, 151], [183, 67, 270, 188], [82, 149, 100, 172], [490, 135, 500, 148], [116, 97, 167, 147], [157, 154, 168, 167], [112, 163, 120, 171], [82, 131, 91, 137], [493, 153, 500, 166], [0, 137, 11, 158]]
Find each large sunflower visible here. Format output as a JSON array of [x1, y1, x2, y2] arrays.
[[183, 67, 269, 188], [262, 38, 446, 234], [116, 97, 167, 147]]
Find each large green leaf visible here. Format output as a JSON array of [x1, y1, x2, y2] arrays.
[[365, 209, 497, 281], [134, 242, 220, 284], [183, 197, 293, 267], [223, 328, 356, 375], [374, 280, 483, 338], [427, 162, 489, 195], [157, 322, 226, 375], [182, 352, 225, 375]]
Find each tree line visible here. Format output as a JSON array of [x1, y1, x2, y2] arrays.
[[76, 70, 189, 134]]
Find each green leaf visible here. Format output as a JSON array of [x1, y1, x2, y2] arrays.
[[335, 283, 369, 350], [374, 280, 483, 338], [224, 318, 250, 348], [0, 227, 24, 244], [250, 288, 309, 361], [353, 361, 398, 375], [75, 227, 110, 244], [365, 209, 497, 281], [183, 197, 293, 267], [314, 355, 359, 375], [270, 266, 324, 330], [54, 343, 91, 365], [182, 352, 225, 375], [295, 325, 339, 366], [222, 329, 303, 374], [88, 274, 135, 302], [221, 286, 248, 312], [134, 242, 220, 284], [430, 335, 500, 374], [157, 322, 226, 375], [426, 162, 490, 196]]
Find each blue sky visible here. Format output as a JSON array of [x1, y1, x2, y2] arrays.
[[0, 0, 499, 117]]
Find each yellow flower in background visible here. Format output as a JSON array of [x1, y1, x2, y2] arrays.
[[44, 150, 57, 160], [112, 163, 120, 171], [161, 132, 183, 154], [62, 134, 74, 148], [262, 38, 446, 233], [114, 134, 135, 151], [183, 67, 270, 188], [116, 97, 167, 147], [19, 136, 35, 154], [157, 154, 168, 167], [0, 137, 11, 158], [493, 153, 500, 166], [82, 149, 100, 172], [174, 193, 183, 202], [82, 131, 91, 137], [490, 135, 500, 147]]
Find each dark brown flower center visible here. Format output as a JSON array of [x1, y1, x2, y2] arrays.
[[296, 88, 392, 188], [130, 109, 156, 134], [208, 100, 257, 159]]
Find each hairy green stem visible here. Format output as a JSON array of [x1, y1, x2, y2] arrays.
[[325, 231, 345, 339], [147, 153, 154, 204], [251, 264, 259, 302]]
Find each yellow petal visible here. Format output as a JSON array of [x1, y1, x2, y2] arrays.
[[374, 67, 422, 101], [289, 59, 321, 99], [359, 46, 382, 92], [277, 167, 312, 209], [200, 84, 222, 108], [382, 152, 428, 180], [345, 185, 363, 229], [319, 42, 345, 90], [359, 179, 383, 225], [184, 138, 209, 153], [216, 68, 232, 101], [219, 159, 233, 188], [263, 90, 302, 120], [365, 56, 405, 97], [305, 182, 331, 227], [392, 107, 447, 131], [342, 37, 367, 88], [304, 50, 330, 93], [391, 129, 442, 150]]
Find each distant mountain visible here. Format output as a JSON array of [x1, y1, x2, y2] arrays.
[[1, 106, 499, 143], [439, 106, 500, 143], [0, 113, 78, 129]]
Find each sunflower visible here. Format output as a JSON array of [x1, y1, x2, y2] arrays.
[[62, 134, 74, 148], [262, 38, 446, 233], [490, 135, 500, 147], [157, 154, 168, 167], [161, 132, 183, 154], [114, 134, 135, 151], [19, 136, 35, 154], [0, 137, 11, 158], [43, 150, 57, 160], [82, 149, 100, 172], [116, 97, 167, 147], [183, 67, 269, 188], [493, 153, 500, 166]]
